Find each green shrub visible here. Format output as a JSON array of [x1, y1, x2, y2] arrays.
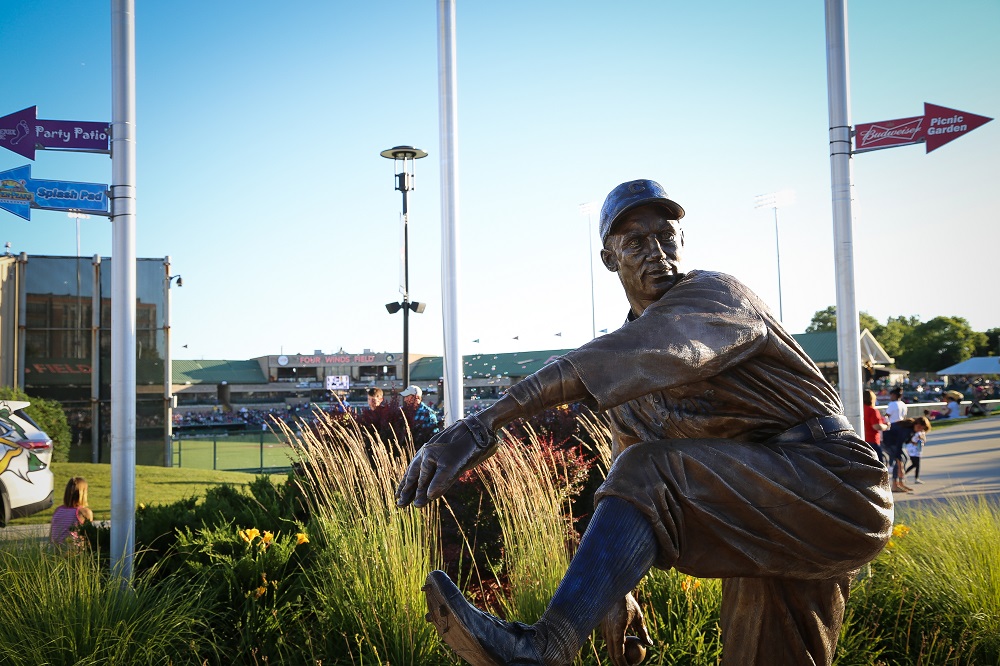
[[0, 385, 71, 463]]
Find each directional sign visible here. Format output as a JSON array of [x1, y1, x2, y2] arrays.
[[854, 103, 993, 154], [0, 107, 111, 160], [0, 165, 109, 221]]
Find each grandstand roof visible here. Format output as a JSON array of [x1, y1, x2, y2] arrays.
[[792, 329, 893, 366], [409, 349, 575, 381], [172, 359, 267, 384]]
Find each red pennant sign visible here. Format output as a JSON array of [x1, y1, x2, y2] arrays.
[[922, 103, 993, 153], [853, 103, 992, 154]]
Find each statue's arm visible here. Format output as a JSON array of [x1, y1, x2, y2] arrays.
[[395, 359, 589, 508]]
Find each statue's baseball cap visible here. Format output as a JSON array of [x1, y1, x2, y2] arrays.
[[599, 179, 685, 245]]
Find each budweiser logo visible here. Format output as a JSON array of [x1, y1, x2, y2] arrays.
[[858, 118, 923, 147]]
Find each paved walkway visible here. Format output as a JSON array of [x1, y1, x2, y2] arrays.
[[889, 415, 1000, 504]]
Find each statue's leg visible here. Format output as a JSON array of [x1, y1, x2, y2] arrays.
[[424, 496, 657, 666], [719, 575, 853, 666]]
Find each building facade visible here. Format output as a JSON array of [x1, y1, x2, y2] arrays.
[[0, 253, 173, 465]]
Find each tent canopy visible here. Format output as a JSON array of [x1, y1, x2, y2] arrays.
[[936, 357, 1000, 376]]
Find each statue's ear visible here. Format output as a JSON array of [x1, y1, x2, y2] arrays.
[[600, 248, 618, 272]]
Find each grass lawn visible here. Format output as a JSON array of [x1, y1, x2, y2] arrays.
[[10, 462, 287, 525]]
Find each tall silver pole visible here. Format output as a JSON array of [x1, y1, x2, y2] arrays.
[[437, 0, 463, 426], [163, 257, 173, 468], [91, 255, 101, 464], [110, 0, 137, 580], [825, 0, 863, 433]]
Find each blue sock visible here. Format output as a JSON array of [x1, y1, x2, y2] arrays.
[[538, 497, 657, 663]]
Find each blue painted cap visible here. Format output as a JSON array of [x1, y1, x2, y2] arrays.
[[599, 179, 685, 244]]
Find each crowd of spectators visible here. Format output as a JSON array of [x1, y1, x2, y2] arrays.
[[870, 377, 998, 405]]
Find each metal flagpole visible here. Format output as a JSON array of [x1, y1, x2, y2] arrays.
[[110, 0, 138, 581], [824, 0, 863, 433], [437, 0, 463, 426]]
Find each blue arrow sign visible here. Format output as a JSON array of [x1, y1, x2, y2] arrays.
[[0, 165, 109, 220]]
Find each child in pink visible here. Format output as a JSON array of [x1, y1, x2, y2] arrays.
[[50, 477, 94, 547]]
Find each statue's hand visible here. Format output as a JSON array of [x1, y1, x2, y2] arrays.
[[395, 416, 497, 508], [600, 592, 653, 666]]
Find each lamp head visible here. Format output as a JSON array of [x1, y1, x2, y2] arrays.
[[385, 302, 402, 314]]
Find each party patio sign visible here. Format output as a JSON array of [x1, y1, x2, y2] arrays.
[[854, 103, 993, 154], [0, 106, 111, 160]]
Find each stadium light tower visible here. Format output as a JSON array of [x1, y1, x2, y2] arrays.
[[579, 202, 600, 339], [753, 189, 795, 323], [381, 145, 427, 389]]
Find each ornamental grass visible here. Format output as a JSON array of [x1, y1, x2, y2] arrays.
[[279, 411, 447, 665], [0, 541, 215, 665], [0, 410, 997, 665]]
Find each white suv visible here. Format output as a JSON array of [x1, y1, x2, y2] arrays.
[[0, 400, 55, 526]]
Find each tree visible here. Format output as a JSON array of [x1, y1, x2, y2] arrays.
[[805, 306, 881, 334], [975, 328, 1000, 357], [0, 386, 71, 463], [876, 315, 921, 361], [806, 306, 837, 333], [897, 317, 988, 372]]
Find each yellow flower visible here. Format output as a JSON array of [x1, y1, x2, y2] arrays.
[[296, 532, 309, 545], [138, 502, 146, 510], [239, 527, 261, 543], [262, 531, 274, 545], [681, 575, 701, 592], [886, 540, 896, 550], [892, 524, 910, 539], [254, 586, 267, 599]]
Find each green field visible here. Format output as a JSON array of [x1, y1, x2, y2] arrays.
[[171, 432, 295, 471]]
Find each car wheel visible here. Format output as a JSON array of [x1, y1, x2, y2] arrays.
[[0, 482, 10, 528]]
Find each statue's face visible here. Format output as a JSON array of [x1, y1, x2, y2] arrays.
[[601, 204, 684, 311]]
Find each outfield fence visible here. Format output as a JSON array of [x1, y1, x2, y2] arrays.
[[171, 431, 296, 473]]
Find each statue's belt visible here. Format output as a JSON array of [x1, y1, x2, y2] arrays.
[[768, 415, 854, 444]]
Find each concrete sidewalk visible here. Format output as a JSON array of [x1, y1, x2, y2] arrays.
[[889, 415, 1000, 504]]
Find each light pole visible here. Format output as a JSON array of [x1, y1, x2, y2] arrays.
[[68, 212, 91, 359], [579, 202, 599, 339], [753, 190, 794, 322], [164, 265, 182, 468], [381, 145, 427, 389]]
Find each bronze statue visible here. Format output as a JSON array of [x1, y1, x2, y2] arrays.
[[396, 179, 893, 666]]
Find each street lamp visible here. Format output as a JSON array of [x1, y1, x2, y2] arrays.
[[381, 145, 427, 389], [579, 201, 600, 339], [753, 190, 795, 322]]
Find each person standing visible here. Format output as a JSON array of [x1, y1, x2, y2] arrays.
[[885, 388, 907, 424], [904, 418, 931, 484], [400, 385, 440, 442], [367, 387, 384, 410], [863, 389, 888, 467]]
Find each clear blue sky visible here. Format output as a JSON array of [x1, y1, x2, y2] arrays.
[[2, 1, 997, 361]]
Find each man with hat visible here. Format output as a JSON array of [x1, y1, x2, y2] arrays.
[[401, 385, 440, 435], [396, 179, 892, 666]]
